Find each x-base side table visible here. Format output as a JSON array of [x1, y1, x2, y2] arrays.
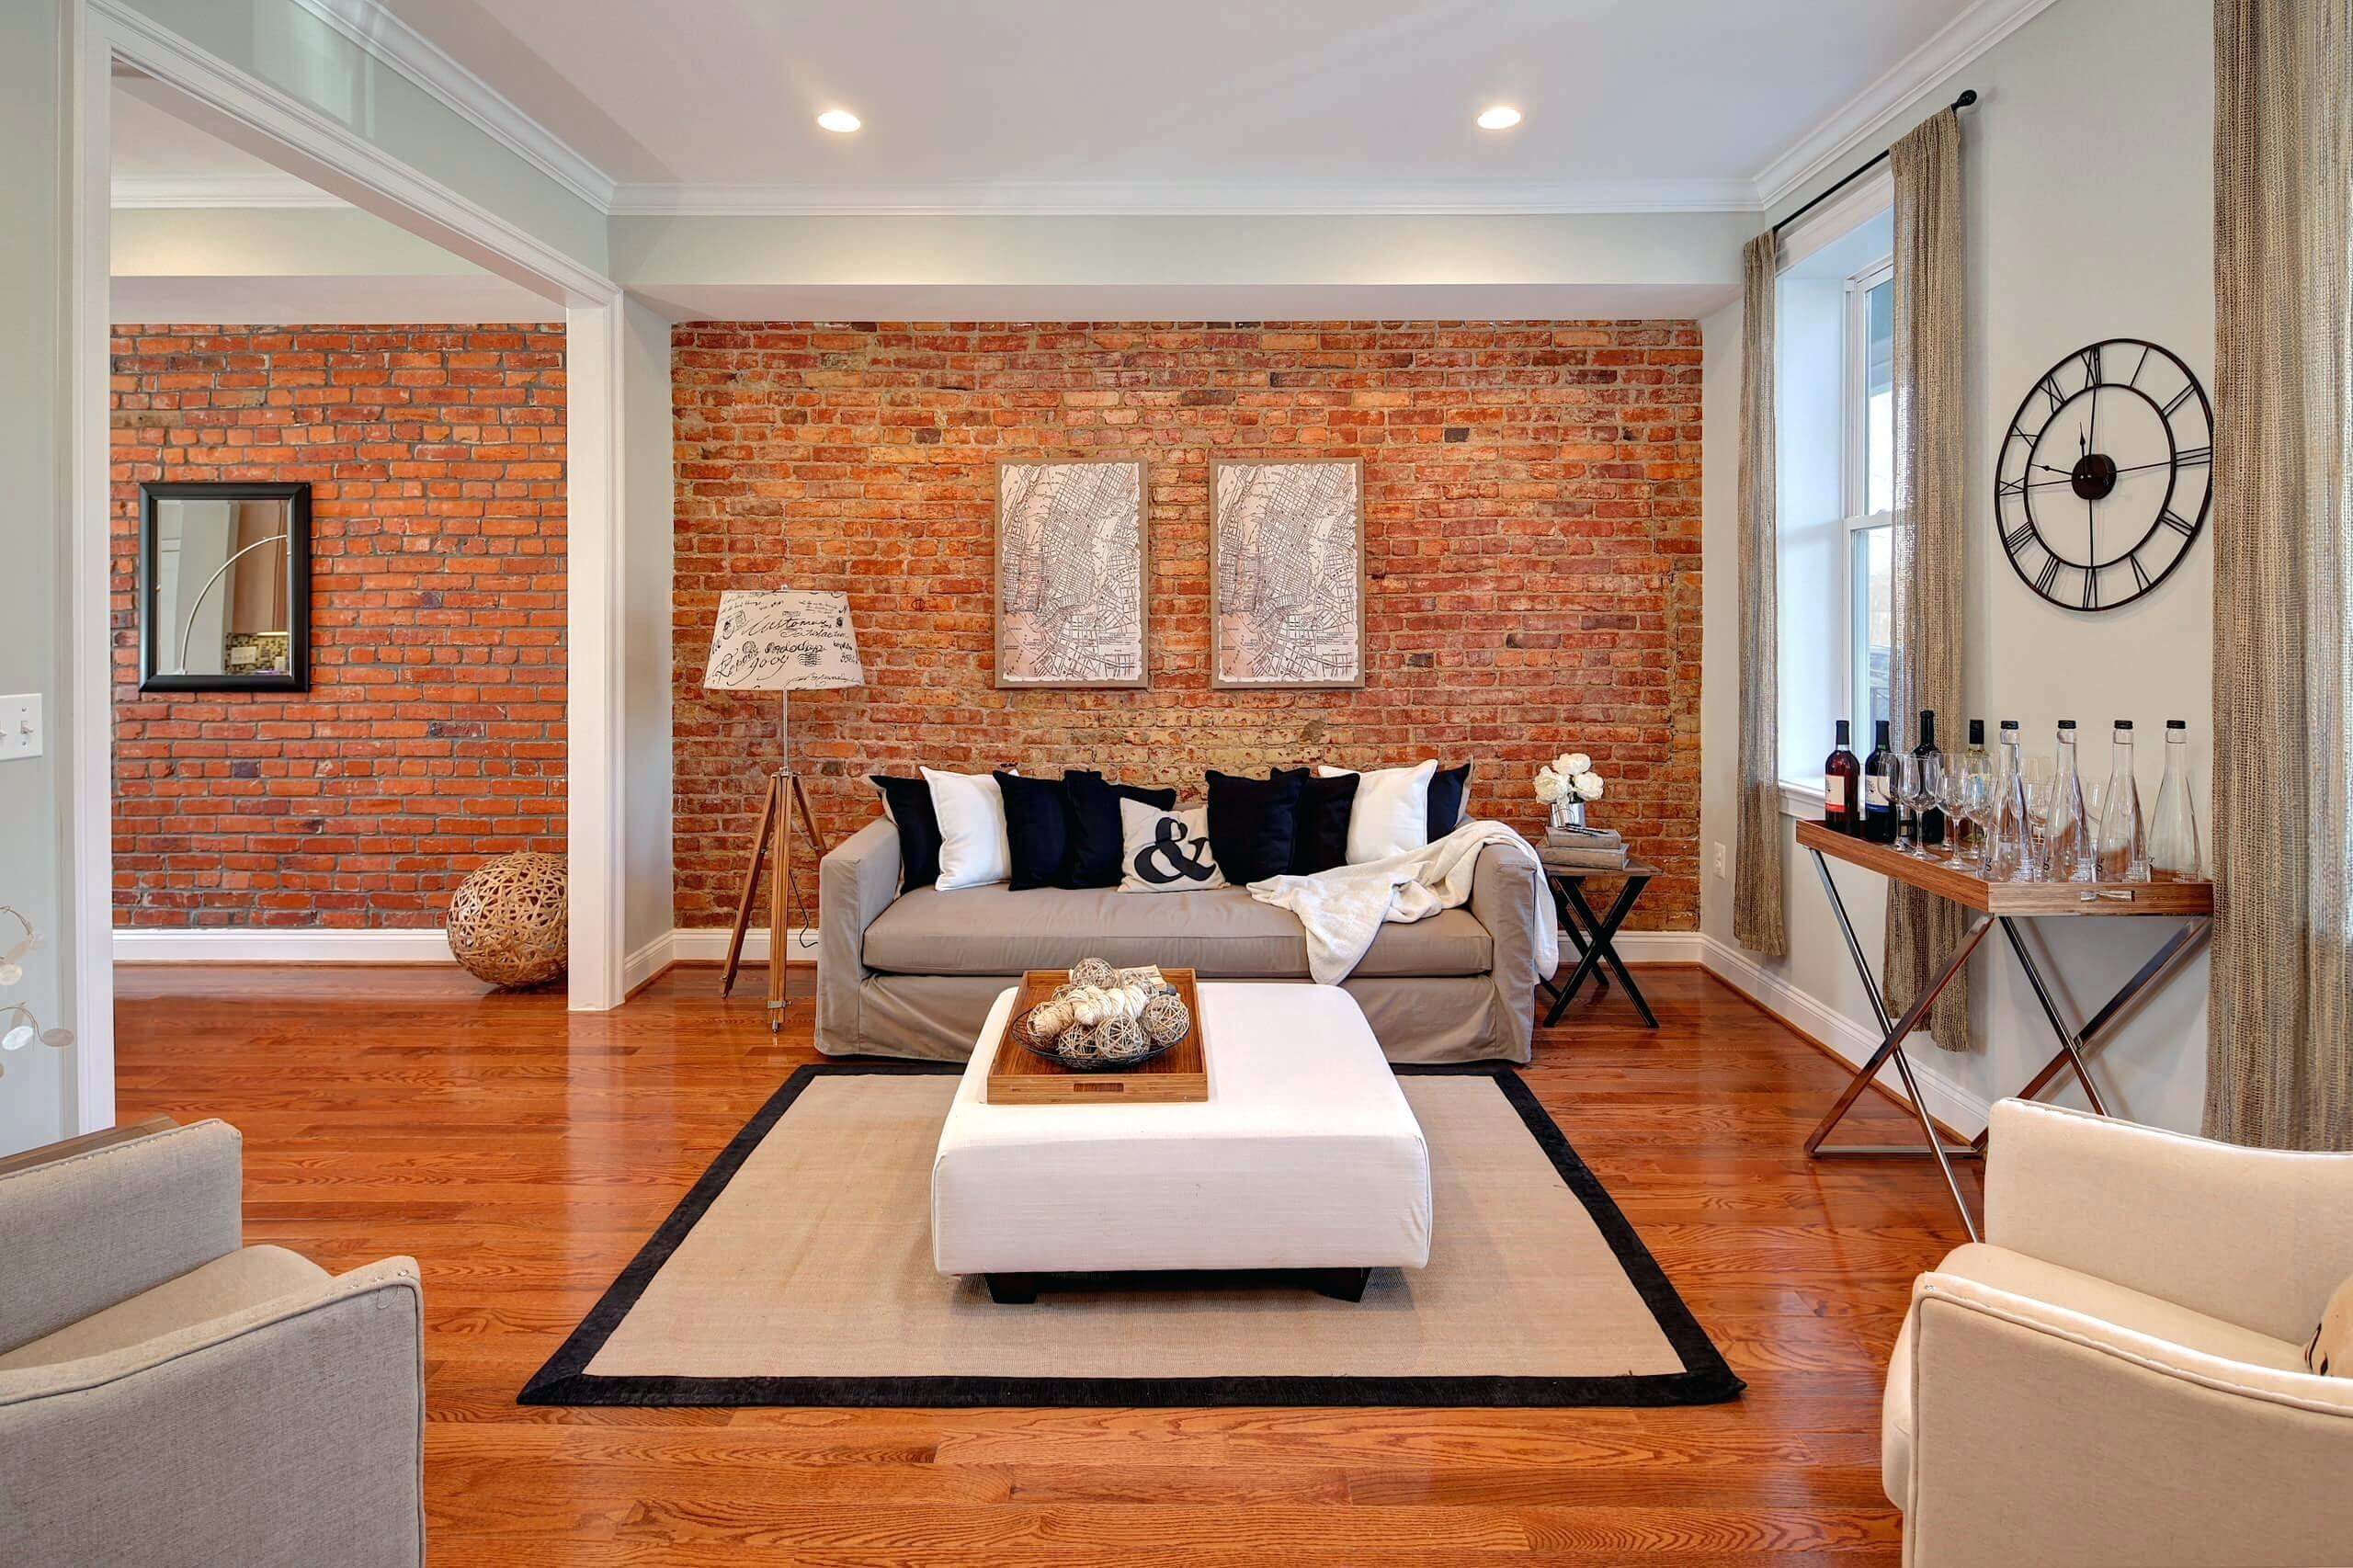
[[1793, 819, 2212, 1242]]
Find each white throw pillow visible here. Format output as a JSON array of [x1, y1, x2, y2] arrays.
[[1319, 760, 1438, 864], [923, 767, 1012, 891], [1118, 799, 1226, 892]]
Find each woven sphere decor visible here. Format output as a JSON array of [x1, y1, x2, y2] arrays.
[[446, 851, 567, 988]]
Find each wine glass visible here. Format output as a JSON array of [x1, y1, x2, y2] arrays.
[[1946, 764, 1985, 869], [1905, 754, 1944, 859], [2021, 756, 2056, 881], [1891, 755, 1918, 854]]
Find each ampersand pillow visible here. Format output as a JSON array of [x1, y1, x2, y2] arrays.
[[1117, 799, 1227, 892]]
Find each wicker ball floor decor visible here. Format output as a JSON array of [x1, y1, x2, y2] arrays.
[[446, 851, 567, 987]]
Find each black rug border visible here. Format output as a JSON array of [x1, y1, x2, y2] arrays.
[[519, 1061, 1745, 1410]]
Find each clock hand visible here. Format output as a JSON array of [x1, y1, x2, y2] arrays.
[[2020, 457, 2188, 490]]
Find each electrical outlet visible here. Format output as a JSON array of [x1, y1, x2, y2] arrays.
[[1712, 841, 1728, 879], [0, 695, 40, 761]]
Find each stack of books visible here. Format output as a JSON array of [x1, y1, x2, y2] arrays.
[[1540, 825, 1629, 872]]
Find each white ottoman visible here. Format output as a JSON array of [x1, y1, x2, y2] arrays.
[[931, 982, 1432, 1301]]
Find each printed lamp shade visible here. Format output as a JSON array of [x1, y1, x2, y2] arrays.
[[703, 589, 863, 692]]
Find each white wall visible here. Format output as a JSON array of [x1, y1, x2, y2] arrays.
[[1701, 0, 2216, 1135], [111, 204, 484, 276], [619, 296, 674, 985]]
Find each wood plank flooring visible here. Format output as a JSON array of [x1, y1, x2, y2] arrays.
[[114, 963, 1978, 1564]]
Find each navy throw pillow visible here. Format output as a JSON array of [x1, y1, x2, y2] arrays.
[[1289, 767, 1359, 874], [1427, 762, 1472, 839], [869, 774, 944, 892], [1205, 768, 1304, 887], [995, 771, 1074, 892], [1063, 771, 1178, 888]]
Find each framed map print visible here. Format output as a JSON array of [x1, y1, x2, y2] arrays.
[[1210, 458, 1365, 689], [994, 459, 1150, 688]]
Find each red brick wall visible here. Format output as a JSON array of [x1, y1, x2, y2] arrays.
[[672, 321, 1700, 932], [111, 324, 566, 928]]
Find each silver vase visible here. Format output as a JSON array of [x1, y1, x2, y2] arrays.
[[1549, 799, 1586, 832]]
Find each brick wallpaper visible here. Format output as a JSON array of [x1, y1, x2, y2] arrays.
[[110, 324, 566, 928], [674, 321, 1702, 935]]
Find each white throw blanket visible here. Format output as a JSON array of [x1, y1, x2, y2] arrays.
[[1247, 821, 1561, 985]]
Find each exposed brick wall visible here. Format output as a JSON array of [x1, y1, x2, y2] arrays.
[[673, 321, 1700, 933], [111, 324, 566, 928]]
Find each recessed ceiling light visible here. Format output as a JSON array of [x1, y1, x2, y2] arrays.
[[1476, 105, 1522, 131], [816, 108, 862, 134]]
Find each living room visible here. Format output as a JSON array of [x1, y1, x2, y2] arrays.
[[5, 2, 2349, 1564]]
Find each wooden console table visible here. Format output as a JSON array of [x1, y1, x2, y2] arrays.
[[1794, 819, 2212, 1241]]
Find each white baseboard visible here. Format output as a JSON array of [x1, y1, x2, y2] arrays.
[[113, 928, 456, 964], [1699, 934, 1993, 1138], [1600, 931, 1705, 964]]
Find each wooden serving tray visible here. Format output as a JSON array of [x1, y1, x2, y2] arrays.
[[986, 968, 1208, 1104]]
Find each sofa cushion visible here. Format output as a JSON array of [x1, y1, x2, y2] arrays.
[[0, 1244, 329, 1371], [1204, 767, 1302, 886], [1063, 773, 1178, 889], [1427, 762, 1472, 838], [1290, 769, 1358, 874], [869, 774, 943, 891], [995, 770, 1073, 891], [1881, 1240, 2312, 1507], [862, 884, 1492, 979]]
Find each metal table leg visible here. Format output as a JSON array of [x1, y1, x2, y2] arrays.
[[1803, 847, 1988, 1243], [1562, 876, 1657, 1027], [1975, 915, 2212, 1150], [1541, 878, 1613, 1027]]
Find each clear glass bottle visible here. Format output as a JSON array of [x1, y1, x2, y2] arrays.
[[1990, 720, 2030, 881], [2148, 719, 2201, 880], [2049, 720, 2096, 882], [1957, 720, 1992, 863], [2095, 721, 2148, 881]]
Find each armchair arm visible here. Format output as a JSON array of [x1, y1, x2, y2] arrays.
[[0, 1256, 424, 1567], [0, 1119, 243, 1355], [1903, 1273, 2353, 1567], [1466, 836, 1545, 1062], [817, 815, 904, 1055], [1984, 1098, 2353, 1343]]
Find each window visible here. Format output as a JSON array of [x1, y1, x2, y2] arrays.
[[1773, 191, 1893, 790], [1846, 263, 1894, 738]]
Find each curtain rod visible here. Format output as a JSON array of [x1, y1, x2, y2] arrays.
[[1770, 89, 1977, 237]]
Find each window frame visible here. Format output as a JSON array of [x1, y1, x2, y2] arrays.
[[1841, 257, 1895, 741]]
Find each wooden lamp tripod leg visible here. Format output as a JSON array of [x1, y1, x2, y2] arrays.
[[720, 775, 780, 997]]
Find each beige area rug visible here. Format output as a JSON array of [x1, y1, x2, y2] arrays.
[[521, 1065, 1740, 1408]]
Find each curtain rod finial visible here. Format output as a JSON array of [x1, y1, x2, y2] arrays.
[[1953, 88, 1979, 109]]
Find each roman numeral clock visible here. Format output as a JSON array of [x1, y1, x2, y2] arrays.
[[1996, 338, 2213, 611]]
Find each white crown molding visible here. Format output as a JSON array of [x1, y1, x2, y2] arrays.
[[606, 177, 1764, 220], [1749, 0, 2064, 211], [287, 0, 617, 211], [111, 173, 348, 209]]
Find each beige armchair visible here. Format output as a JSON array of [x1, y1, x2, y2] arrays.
[[1884, 1098, 2353, 1566], [0, 1119, 423, 1568]]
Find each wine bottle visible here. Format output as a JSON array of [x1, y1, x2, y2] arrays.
[[1861, 719, 1898, 844], [2051, 721, 2096, 882], [2148, 720, 2201, 879], [2095, 721, 2148, 881], [1824, 720, 1862, 835], [1911, 710, 1946, 847]]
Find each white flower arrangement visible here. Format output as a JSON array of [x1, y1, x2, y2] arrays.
[[1535, 752, 1605, 806]]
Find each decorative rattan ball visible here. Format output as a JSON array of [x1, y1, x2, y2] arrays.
[[446, 851, 567, 987], [1141, 992, 1190, 1046], [1069, 957, 1117, 989]]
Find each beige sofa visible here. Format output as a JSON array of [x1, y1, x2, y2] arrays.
[[0, 1119, 424, 1568], [1884, 1098, 2353, 1567], [817, 816, 1547, 1062]]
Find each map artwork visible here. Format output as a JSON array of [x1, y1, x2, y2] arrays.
[[995, 461, 1148, 687], [1212, 461, 1362, 687]]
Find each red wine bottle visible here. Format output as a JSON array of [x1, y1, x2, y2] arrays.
[[1861, 719, 1898, 843], [1824, 720, 1862, 835], [1911, 710, 1945, 846]]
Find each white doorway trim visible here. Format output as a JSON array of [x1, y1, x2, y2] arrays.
[[73, 2, 632, 1126]]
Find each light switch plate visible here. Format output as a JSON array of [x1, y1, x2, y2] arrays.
[[0, 694, 42, 761]]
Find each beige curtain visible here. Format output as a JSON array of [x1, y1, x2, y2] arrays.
[[1734, 232, 1787, 957], [1882, 108, 1971, 1051], [2208, 0, 2353, 1148]]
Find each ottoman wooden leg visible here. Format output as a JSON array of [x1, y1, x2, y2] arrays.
[[1309, 1267, 1371, 1302], [984, 1272, 1040, 1304]]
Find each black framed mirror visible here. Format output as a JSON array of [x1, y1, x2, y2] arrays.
[[137, 482, 311, 693]]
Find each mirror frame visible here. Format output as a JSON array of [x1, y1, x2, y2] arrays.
[[136, 480, 312, 694]]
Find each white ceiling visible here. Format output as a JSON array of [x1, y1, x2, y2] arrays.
[[373, 0, 1999, 213]]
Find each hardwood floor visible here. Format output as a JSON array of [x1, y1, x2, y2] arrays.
[[115, 962, 1978, 1565]]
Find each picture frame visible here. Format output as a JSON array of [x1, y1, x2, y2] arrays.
[[1209, 457, 1366, 690], [993, 458, 1152, 689]]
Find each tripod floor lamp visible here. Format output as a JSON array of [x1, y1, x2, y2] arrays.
[[703, 588, 863, 1031]]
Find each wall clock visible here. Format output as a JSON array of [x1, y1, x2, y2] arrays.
[[1995, 337, 2212, 611]]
